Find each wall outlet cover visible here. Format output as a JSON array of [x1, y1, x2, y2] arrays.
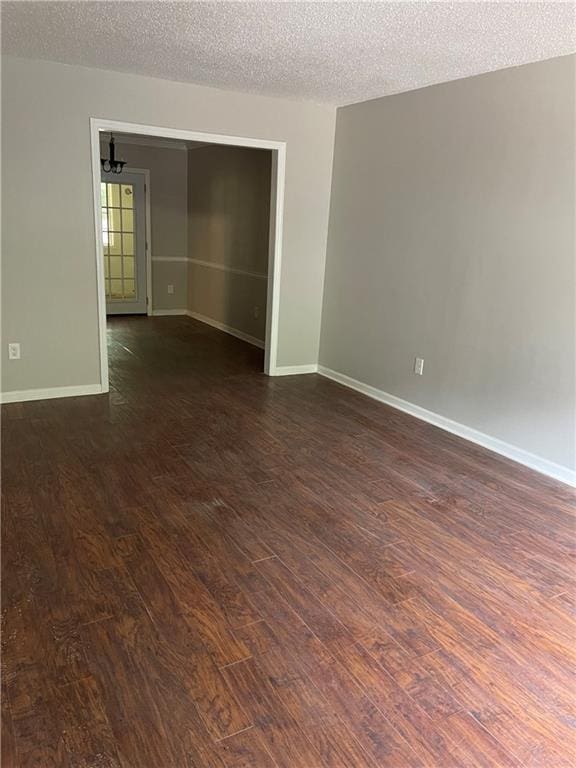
[[8, 343, 21, 360]]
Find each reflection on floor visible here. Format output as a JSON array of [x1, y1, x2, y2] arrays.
[[2, 315, 575, 766]]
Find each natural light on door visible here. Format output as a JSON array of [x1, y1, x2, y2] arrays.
[[101, 182, 136, 300]]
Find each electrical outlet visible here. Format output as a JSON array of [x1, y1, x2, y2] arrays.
[[414, 357, 424, 375], [253, 306, 260, 319], [8, 343, 21, 360], [167, 284, 174, 295]]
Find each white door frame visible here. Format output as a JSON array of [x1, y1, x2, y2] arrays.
[[127, 167, 153, 317], [101, 167, 152, 316], [90, 117, 286, 391]]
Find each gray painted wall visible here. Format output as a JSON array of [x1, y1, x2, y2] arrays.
[[100, 140, 189, 311], [1, 56, 335, 393], [100, 140, 272, 334], [187, 145, 271, 341], [320, 55, 576, 471]]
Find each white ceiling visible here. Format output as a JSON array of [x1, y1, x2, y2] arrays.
[[2, 1, 575, 106]]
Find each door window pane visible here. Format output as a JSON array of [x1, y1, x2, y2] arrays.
[[122, 233, 134, 256], [101, 210, 109, 247], [107, 208, 122, 231], [122, 209, 134, 232], [108, 233, 122, 255], [107, 183, 120, 208], [123, 256, 134, 279], [109, 256, 122, 278], [102, 180, 139, 301], [121, 185, 133, 208]]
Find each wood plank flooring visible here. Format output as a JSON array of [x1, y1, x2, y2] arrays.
[[2, 315, 575, 767]]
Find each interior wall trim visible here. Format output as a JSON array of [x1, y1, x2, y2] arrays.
[[271, 364, 319, 376], [150, 308, 265, 349], [188, 257, 268, 279], [91, 118, 286, 382], [185, 310, 265, 348], [153, 256, 267, 280], [150, 308, 188, 316], [102, 136, 189, 151], [318, 366, 576, 488], [0, 384, 104, 404]]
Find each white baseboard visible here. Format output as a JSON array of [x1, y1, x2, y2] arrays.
[[151, 308, 188, 316], [318, 366, 576, 488], [1, 383, 105, 404], [185, 310, 265, 349], [151, 308, 264, 349], [272, 364, 319, 376]]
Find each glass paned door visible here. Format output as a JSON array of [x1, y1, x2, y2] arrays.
[[101, 170, 147, 315]]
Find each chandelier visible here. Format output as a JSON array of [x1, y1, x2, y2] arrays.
[[101, 134, 126, 175]]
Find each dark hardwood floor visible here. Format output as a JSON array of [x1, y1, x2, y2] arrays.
[[2, 315, 575, 767]]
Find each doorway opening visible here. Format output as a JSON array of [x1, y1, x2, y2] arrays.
[[90, 119, 286, 389]]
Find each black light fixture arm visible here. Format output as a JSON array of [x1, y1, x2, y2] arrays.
[[101, 133, 126, 175]]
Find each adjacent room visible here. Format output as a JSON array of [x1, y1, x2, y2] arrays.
[[99, 130, 273, 392], [2, 2, 575, 766]]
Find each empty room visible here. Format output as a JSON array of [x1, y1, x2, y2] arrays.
[[100, 129, 273, 395], [1, 2, 575, 766]]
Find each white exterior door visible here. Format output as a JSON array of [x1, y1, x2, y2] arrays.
[[101, 171, 147, 315]]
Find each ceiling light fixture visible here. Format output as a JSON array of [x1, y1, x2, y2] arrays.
[[101, 133, 126, 174]]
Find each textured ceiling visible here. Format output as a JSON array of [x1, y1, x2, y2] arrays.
[[2, 1, 575, 105]]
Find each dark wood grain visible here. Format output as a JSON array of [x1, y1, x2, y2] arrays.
[[2, 315, 575, 766]]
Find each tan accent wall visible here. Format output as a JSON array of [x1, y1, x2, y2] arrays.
[[187, 145, 271, 341]]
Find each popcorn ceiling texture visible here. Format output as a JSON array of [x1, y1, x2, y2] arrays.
[[2, 1, 575, 105]]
